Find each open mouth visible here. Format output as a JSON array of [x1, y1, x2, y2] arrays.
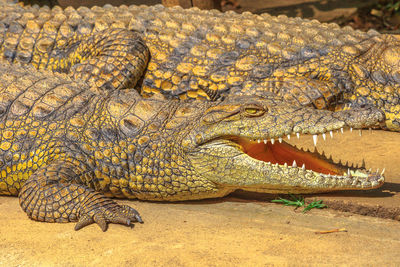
[[228, 127, 385, 189], [236, 138, 343, 175]]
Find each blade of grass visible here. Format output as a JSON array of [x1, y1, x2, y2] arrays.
[[303, 200, 327, 213], [271, 194, 305, 208], [271, 195, 327, 213]]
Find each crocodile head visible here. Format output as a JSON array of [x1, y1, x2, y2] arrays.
[[344, 34, 400, 131], [185, 94, 385, 194]]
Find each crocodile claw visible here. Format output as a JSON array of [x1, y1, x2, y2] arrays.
[[74, 204, 142, 232]]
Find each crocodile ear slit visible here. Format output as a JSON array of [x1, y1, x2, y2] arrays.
[[198, 84, 221, 101]]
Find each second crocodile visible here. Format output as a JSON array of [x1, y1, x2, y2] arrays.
[[0, 1, 399, 131]]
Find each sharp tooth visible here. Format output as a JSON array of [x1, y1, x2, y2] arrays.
[[257, 139, 261, 143], [347, 168, 351, 177], [284, 162, 287, 167], [329, 131, 333, 138], [340, 128, 344, 134], [350, 127, 353, 132], [292, 160, 297, 167], [302, 163, 305, 170], [376, 168, 379, 174], [359, 129, 362, 136], [381, 168, 385, 175], [263, 139, 267, 144], [271, 138, 275, 145], [322, 133, 326, 141], [312, 135, 318, 146], [278, 137, 282, 143], [368, 168, 372, 172], [287, 134, 291, 140], [296, 133, 300, 139]]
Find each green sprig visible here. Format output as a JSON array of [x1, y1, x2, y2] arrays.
[[271, 194, 327, 213]]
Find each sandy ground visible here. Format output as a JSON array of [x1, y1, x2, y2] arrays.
[[0, 130, 399, 266], [1, 196, 400, 266]]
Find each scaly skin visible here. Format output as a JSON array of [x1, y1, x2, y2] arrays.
[[0, 1, 399, 130], [0, 61, 384, 230]]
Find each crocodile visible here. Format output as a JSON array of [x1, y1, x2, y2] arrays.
[[0, 61, 385, 230], [0, 1, 399, 131]]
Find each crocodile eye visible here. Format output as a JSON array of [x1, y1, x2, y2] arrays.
[[243, 104, 266, 117]]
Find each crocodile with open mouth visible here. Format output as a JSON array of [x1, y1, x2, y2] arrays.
[[0, 61, 385, 230]]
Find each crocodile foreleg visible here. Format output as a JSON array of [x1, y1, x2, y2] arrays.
[[19, 160, 142, 231]]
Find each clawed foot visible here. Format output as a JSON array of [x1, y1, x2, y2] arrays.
[[75, 204, 143, 231]]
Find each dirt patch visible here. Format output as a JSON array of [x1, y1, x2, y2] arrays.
[[232, 191, 400, 222], [320, 200, 400, 220]]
